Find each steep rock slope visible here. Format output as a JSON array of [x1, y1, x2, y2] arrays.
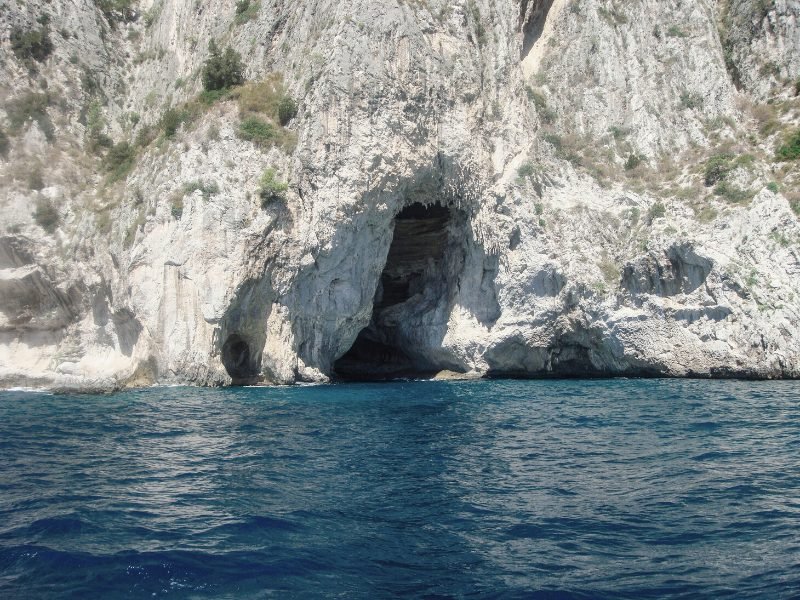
[[0, 0, 798, 389]]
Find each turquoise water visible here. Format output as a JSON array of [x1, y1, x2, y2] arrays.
[[1, 379, 799, 598]]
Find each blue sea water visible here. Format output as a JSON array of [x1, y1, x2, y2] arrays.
[[1, 379, 799, 599]]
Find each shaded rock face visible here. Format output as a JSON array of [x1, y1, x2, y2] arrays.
[[722, 0, 800, 98], [334, 202, 486, 379], [621, 244, 714, 298], [0, 237, 82, 332], [221, 334, 259, 383], [520, 0, 557, 57], [0, 0, 799, 390], [377, 203, 454, 313]]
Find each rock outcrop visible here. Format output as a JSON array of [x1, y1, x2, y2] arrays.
[[0, 0, 798, 389]]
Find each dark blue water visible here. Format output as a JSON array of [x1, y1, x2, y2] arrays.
[[1, 380, 799, 599]]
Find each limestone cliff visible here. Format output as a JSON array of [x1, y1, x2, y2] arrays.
[[1, 0, 799, 390]]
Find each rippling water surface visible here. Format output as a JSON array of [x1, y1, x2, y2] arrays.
[[1, 379, 799, 598]]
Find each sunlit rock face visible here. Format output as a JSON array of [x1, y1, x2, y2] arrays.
[[0, 0, 799, 390]]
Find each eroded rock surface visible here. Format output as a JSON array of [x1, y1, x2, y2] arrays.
[[0, 0, 799, 389]]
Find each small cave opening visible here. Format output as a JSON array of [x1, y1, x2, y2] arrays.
[[334, 202, 458, 381], [221, 334, 259, 383]]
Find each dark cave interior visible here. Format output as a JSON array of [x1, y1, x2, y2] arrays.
[[221, 333, 259, 383], [334, 202, 454, 380]]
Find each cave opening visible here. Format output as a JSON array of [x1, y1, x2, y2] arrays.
[[221, 334, 259, 383], [334, 202, 458, 381], [520, 0, 556, 58]]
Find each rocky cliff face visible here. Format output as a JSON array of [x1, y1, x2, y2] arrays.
[[1, 0, 799, 390]]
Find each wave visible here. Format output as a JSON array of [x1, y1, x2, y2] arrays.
[[0, 544, 328, 598], [2, 379, 800, 598]]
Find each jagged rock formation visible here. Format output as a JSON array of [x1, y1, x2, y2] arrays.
[[0, 0, 799, 390]]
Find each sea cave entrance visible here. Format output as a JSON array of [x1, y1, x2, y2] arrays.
[[221, 333, 260, 383], [334, 202, 461, 380]]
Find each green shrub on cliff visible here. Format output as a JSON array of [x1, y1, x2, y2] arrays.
[[775, 129, 800, 161], [33, 199, 59, 233], [527, 88, 556, 123], [7, 92, 55, 142], [704, 154, 733, 186], [714, 181, 753, 203], [171, 194, 184, 219], [202, 40, 245, 92], [234, 74, 297, 150], [517, 162, 535, 178], [625, 153, 645, 170], [466, 0, 486, 47], [647, 202, 666, 223], [239, 116, 275, 145], [183, 180, 220, 200], [258, 168, 288, 207], [680, 90, 702, 110], [94, 0, 135, 22], [103, 141, 136, 182], [11, 25, 53, 63], [235, 0, 260, 24], [278, 96, 298, 125], [161, 108, 190, 138]]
